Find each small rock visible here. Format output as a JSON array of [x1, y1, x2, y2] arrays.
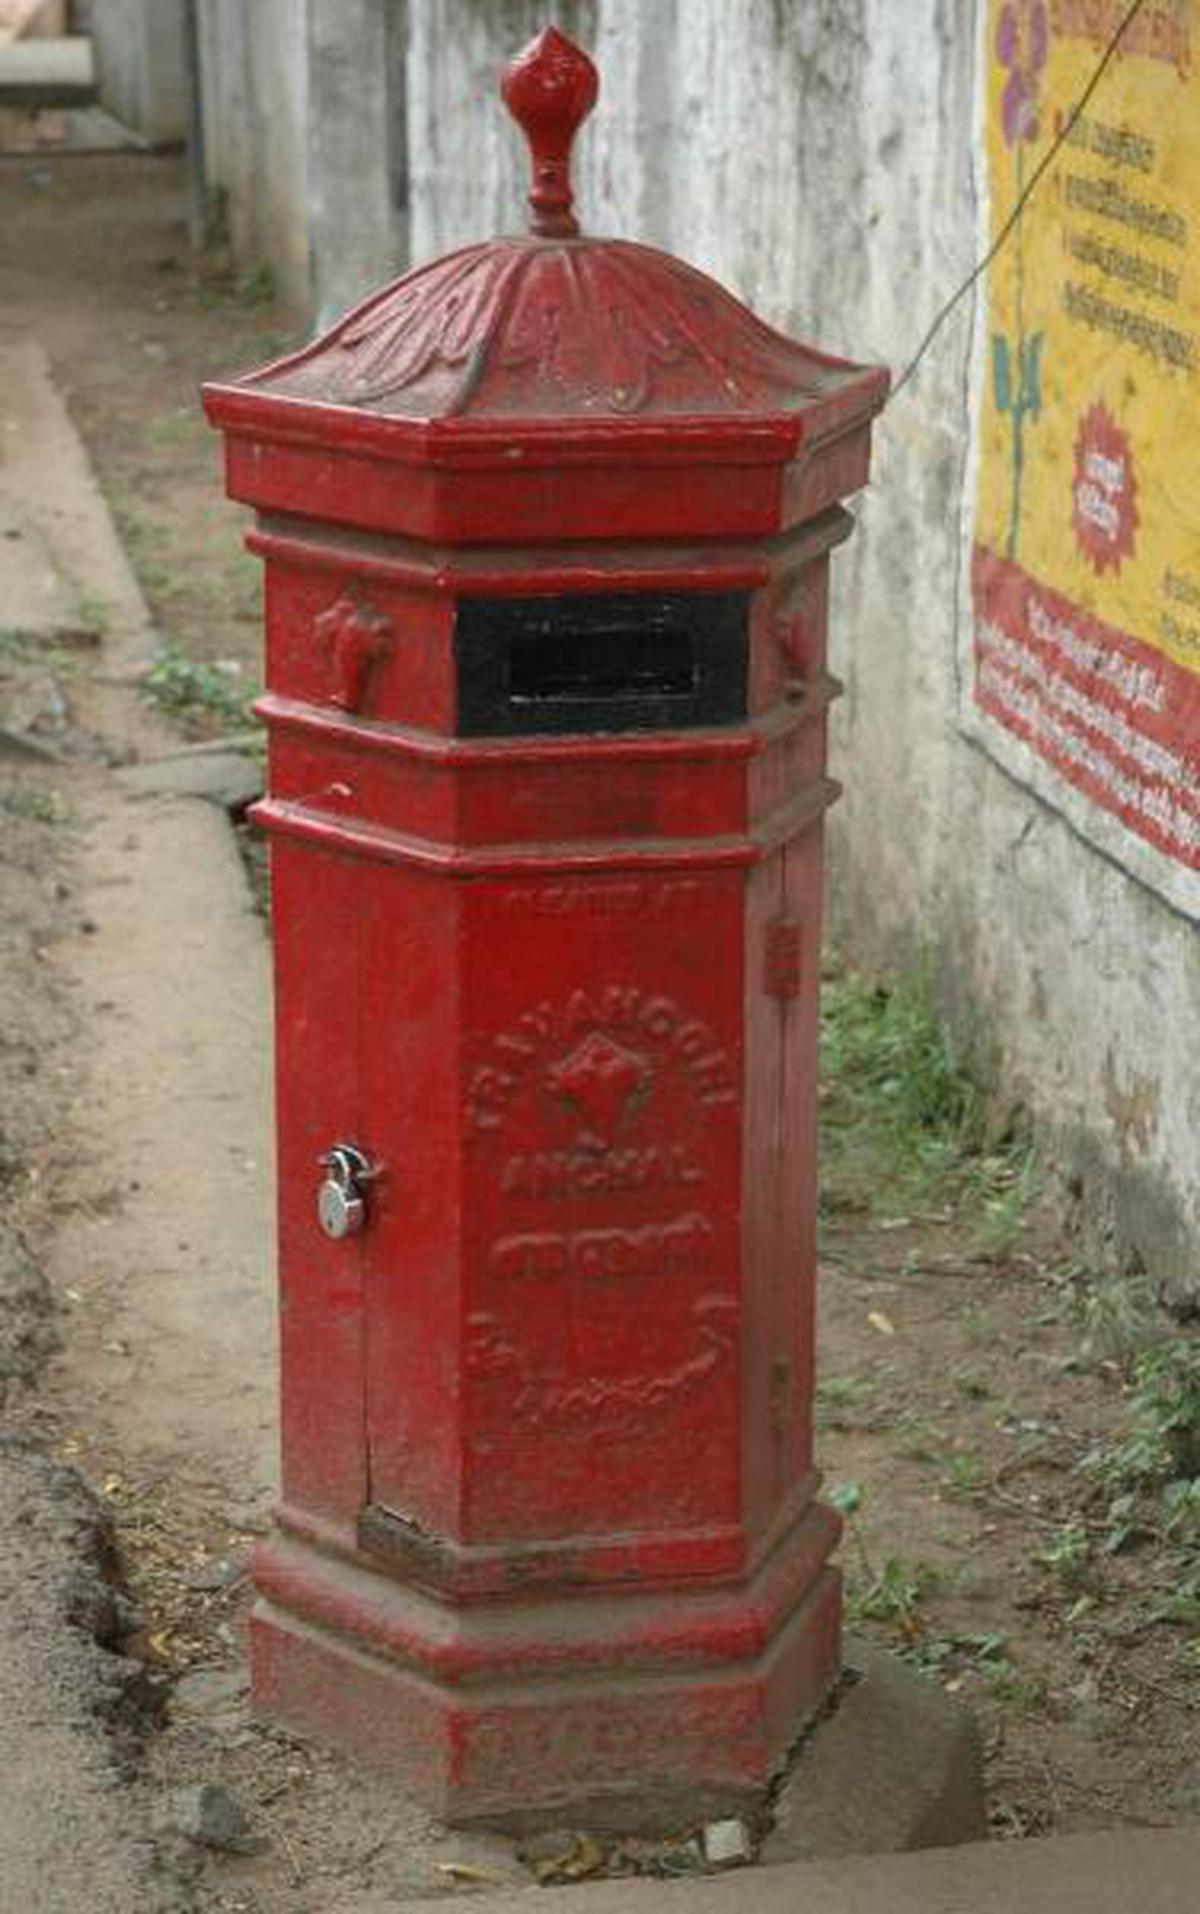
[[0, 667, 68, 738], [172, 1666, 247, 1720], [183, 1554, 243, 1592], [226, 1505, 270, 1536], [0, 724, 61, 762], [166, 1781, 265, 1855], [702, 1819, 752, 1869], [517, 1827, 579, 1867]]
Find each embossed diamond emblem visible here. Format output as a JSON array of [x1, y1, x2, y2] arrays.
[[545, 1032, 650, 1148]]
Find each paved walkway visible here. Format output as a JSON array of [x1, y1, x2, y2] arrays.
[[487, 1825, 1200, 1913]]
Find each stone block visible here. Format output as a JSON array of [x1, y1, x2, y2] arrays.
[[762, 1636, 988, 1864]]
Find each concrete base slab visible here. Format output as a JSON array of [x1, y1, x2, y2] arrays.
[[763, 1635, 987, 1862]]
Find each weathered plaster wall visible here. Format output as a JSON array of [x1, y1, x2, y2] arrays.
[[194, 0, 1199, 1299], [195, 0, 310, 315], [90, 0, 187, 144], [308, 0, 409, 327]]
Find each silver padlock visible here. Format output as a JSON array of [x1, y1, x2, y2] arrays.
[[317, 1144, 373, 1240]]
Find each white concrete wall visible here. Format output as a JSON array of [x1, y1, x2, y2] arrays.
[[195, 0, 310, 314], [308, 0, 409, 327], [194, 0, 1200, 1299], [90, 0, 187, 144]]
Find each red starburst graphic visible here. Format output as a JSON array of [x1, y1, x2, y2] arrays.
[[1072, 402, 1138, 574]]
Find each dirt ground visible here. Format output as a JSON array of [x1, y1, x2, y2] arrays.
[[1, 146, 1197, 1907]]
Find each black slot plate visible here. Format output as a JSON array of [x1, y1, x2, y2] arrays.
[[454, 590, 748, 737]]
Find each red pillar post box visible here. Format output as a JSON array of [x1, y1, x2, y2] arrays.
[[204, 27, 887, 1829]]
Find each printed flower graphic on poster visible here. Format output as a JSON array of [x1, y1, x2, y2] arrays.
[[997, 0, 1047, 144], [1072, 402, 1139, 574], [991, 0, 1048, 561]]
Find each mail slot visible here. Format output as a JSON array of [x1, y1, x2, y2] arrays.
[[455, 590, 748, 735]]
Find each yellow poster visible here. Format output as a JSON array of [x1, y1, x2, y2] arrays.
[[973, 0, 1199, 899]]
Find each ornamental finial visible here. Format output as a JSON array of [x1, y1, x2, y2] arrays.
[[501, 25, 598, 239]]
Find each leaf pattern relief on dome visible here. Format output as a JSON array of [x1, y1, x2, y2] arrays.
[[280, 240, 839, 421]]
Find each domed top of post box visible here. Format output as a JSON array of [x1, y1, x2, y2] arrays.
[[203, 27, 887, 543]]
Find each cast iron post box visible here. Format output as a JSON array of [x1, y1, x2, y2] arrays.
[[204, 27, 887, 1829]]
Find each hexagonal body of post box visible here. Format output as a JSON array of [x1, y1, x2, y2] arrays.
[[203, 28, 887, 1829]]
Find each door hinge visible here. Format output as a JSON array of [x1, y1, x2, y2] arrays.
[[764, 919, 803, 1000]]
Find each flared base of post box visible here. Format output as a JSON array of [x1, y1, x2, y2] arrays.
[[248, 1504, 842, 1832]]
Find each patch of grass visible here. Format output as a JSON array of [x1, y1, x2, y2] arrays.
[[935, 1448, 988, 1500], [1076, 1268, 1161, 1374], [235, 262, 275, 307], [833, 1484, 938, 1634], [847, 1554, 941, 1633], [815, 1373, 875, 1431], [1, 786, 69, 824], [1088, 1332, 1200, 1519], [952, 1366, 991, 1401], [1034, 1521, 1092, 1590], [986, 1662, 1050, 1713], [75, 590, 111, 637], [819, 961, 1031, 1227], [902, 1628, 1011, 1684], [976, 1141, 1037, 1254], [1083, 1330, 1200, 1628], [962, 1303, 999, 1348], [146, 406, 194, 448], [892, 1411, 943, 1463], [140, 644, 257, 734]]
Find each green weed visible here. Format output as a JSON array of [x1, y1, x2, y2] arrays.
[[892, 1412, 943, 1463], [986, 1663, 1050, 1712], [147, 406, 194, 447], [1076, 1268, 1160, 1373], [902, 1629, 1010, 1683], [235, 263, 275, 306], [1034, 1522, 1092, 1590], [75, 590, 111, 637], [815, 1374, 875, 1431], [848, 1554, 941, 1631], [962, 1303, 999, 1348], [1090, 1334, 1200, 1509], [936, 1449, 987, 1500], [1, 787, 68, 823], [1084, 1330, 1200, 1626], [833, 1482, 952, 1660], [140, 645, 257, 733]]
